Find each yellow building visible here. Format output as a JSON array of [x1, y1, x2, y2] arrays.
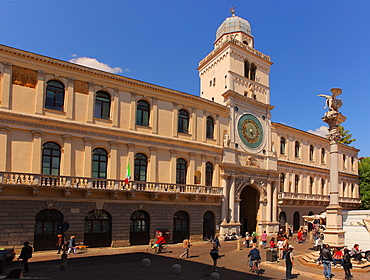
[[0, 13, 360, 250]]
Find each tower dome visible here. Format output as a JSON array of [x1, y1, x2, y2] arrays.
[[216, 14, 252, 41]]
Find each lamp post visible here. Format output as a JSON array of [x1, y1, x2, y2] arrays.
[[319, 88, 346, 247]]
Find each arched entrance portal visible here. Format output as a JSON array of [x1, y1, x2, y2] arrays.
[[130, 210, 150, 245], [34, 209, 63, 251], [84, 209, 112, 247], [173, 211, 189, 243], [240, 185, 259, 235], [203, 211, 215, 239]]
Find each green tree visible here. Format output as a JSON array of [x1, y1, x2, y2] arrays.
[[338, 125, 356, 145], [358, 157, 370, 210]]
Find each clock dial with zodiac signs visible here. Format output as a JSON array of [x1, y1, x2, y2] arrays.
[[237, 114, 264, 149]]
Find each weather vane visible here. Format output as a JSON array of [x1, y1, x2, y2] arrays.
[[230, 5, 237, 16]]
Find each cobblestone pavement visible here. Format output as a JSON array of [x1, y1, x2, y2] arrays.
[[2, 240, 368, 280]]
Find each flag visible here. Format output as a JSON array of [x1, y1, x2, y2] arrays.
[[124, 163, 131, 184]]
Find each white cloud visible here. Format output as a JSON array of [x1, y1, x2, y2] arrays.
[[308, 125, 328, 137], [69, 56, 128, 74]]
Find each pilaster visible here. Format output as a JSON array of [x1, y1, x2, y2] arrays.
[[0, 62, 12, 109], [31, 130, 44, 174], [65, 77, 75, 119], [86, 82, 95, 123]]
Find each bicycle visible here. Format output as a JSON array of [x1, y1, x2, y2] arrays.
[[146, 242, 171, 254], [250, 260, 262, 276]]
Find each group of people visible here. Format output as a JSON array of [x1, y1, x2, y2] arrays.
[[56, 235, 78, 255], [318, 243, 364, 280]]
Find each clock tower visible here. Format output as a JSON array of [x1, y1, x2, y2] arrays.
[[198, 11, 279, 236]]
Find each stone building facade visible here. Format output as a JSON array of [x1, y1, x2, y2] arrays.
[[0, 13, 360, 250]]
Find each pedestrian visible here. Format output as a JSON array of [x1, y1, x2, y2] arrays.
[[179, 237, 191, 258], [342, 248, 352, 280], [288, 228, 293, 240], [214, 236, 221, 249], [261, 231, 268, 249], [245, 232, 250, 248], [319, 244, 335, 280], [282, 236, 289, 259], [56, 234, 64, 254], [285, 245, 295, 280], [67, 235, 77, 254], [210, 244, 221, 272], [251, 231, 258, 246], [332, 247, 344, 267], [277, 236, 284, 260], [17, 241, 32, 273], [269, 237, 276, 248]]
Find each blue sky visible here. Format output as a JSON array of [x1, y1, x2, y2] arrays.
[[1, 0, 369, 156]]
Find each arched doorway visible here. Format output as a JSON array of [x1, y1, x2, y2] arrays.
[[240, 185, 259, 235], [173, 211, 189, 243], [34, 209, 63, 251], [130, 210, 150, 245], [293, 211, 300, 232], [279, 211, 287, 233], [84, 209, 112, 247], [203, 211, 215, 239]]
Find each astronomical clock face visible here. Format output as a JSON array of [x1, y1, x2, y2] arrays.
[[237, 114, 264, 150]]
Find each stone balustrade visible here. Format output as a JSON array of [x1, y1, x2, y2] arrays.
[[278, 192, 361, 205], [0, 172, 223, 196]]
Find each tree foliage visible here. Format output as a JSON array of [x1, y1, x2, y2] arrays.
[[338, 125, 356, 145], [358, 157, 370, 210]]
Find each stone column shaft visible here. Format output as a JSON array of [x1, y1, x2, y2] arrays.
[[229, 176, 236, 223]]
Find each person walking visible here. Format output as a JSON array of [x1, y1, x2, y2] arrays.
[[320, 244, 335, 280], [213, 236, 221, 249], [285, 245, 295, 280], [179, 237, 191, 258], [18, 241, 32, 273], [56, 234, 64, 254], [67, 235, 77, 254], [251, 231, 258, 246], [210, 244, 221, 272], [342, 248, 352, 280]]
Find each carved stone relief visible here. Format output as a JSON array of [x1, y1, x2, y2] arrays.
[[12, 66, 37, 88]]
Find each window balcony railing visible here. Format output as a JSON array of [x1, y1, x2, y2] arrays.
[[0, 172, 223, 196], [278, 192, 361, 205]]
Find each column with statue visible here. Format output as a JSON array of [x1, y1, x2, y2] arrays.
[[318, 88, 346, 246]]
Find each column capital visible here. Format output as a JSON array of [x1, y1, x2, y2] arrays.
[[127, 143, 135, 150], [170, 149, 177, 155], [109, 141, 119, 147], [0, 126, 10, 132], [149, 146, 157, 152]]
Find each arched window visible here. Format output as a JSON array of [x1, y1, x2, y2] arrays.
[[295, 141, 300, 158], [279, 173, 285, 192], [343, 154, 346, 169], [94, 91, 111, 119], [309, 145, 314, 161], [45, 80, 64, 111], [176, 158, 187, 184], [280, 137, 286, 154], [309, 177, 314, 194], [134, 153, 147, 182], [206, 116, 214, 139], [205, 162, 213, 186], [321, 148, 326, 164], [293, 211, 300, 232], [244, 60, 250, 79], [294, 175, 299, 193], [42, 142, 61, 175], [351, 157, 355, 170], [136, 100, 150, 126], [250, 63, 257, 81], [92, 148, 108, 179], [178, 109, 189, 134]]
